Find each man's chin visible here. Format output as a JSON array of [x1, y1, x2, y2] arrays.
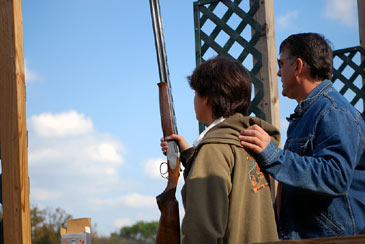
[[282, 90, 292, 99]]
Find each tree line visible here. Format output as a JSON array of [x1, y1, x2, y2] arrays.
[[28, 205, 158, 244]]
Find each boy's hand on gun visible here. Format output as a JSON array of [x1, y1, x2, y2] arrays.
[[160, 134, 190, 155]]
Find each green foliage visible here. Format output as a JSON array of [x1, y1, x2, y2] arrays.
[[93, 235, 132, 244], [31, 205, 72, 244], [119, 220, 158, 244], [29, 205, 158, 244]]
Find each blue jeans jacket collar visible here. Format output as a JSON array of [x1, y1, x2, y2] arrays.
[[287, 80, 332, 121]]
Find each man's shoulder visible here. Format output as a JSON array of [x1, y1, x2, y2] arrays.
[[305, 86, 364, 137], [314, 88, 365, 137], [314, 85, 360, 118]]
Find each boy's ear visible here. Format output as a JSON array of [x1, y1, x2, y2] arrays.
[[203, 96, 210, 105]]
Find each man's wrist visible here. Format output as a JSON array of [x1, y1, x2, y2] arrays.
[[256, 140, 280, 166]]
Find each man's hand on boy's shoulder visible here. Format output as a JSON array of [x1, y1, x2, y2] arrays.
[[239, 124, 271, 153]]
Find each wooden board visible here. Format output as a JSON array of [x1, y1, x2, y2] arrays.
[[0, 0, 31, 243], [250, 0, 280, 201], [358, 0, 365, 112]]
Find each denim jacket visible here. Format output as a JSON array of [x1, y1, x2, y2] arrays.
[[257, 80, 365, 240]]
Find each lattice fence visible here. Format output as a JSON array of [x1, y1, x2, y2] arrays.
[[193, 0, 265, 132], [332, 46, 365, 118], [193, 0, 365, 129]]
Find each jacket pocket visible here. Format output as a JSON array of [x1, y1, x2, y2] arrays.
[[285, 136, 313, 155], [317, 211, 345, 236]]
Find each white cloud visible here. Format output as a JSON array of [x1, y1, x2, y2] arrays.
[[31, 188, 62, 201], [28, 147, 62, 164], [114, 218, 132, 229], [324, 0, 357, 27], [123, 193, 156, 208], [28, 110, 125, 202], [277, 10, 298, 29], [29, 110, 93, 137], [25, 59, 39, 83], [27, 110, 159, 236], [89, 142, 123, 163], [93, 193, 156, 209], [143, 157, 165, 180]]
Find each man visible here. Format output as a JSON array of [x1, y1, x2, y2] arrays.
[[240, 33, 365, 240]]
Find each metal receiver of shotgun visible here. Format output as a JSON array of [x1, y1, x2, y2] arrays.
[[149, 0, 181, 243]]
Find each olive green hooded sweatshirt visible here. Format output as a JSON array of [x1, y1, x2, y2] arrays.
[[180, 113, 280, 244]]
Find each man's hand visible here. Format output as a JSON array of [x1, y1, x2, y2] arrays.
[[160, 134, 190, 155], [239, 124, 271, 153]]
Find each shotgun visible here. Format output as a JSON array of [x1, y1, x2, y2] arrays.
[[149, 0, 181, 243]]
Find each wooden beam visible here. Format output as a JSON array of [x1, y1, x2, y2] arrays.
[[358, 0, 365, 115], [250, 0, 280, 129], [250, 0, 280, 201], [358, 0, 365, 48], [0, 0, 31, 243]]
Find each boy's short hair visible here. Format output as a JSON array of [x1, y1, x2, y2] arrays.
[[188, 55, 252, 118]]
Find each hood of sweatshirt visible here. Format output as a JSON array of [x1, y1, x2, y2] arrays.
[[200, 113, 281, 148]]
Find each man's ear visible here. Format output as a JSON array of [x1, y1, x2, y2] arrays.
[[295, 58, 305, 74]]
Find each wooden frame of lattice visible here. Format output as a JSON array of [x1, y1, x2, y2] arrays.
[[193, 0, 280, 134]]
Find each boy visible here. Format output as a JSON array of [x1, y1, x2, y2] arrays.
[[161, 56, 280, 243]]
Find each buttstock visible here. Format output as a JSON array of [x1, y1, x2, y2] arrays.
[[155, 188, 181, 244], [155, 153, 181, 243]]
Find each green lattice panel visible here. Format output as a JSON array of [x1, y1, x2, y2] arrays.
[[193, 0, 266, 124], [332, 46, 365, 118]]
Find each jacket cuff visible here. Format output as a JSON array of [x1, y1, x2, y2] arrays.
[[256, 140, 281, 166], [180, 147, 194, 167]]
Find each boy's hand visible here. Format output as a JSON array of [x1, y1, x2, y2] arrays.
[[160, 134, 190, 155]]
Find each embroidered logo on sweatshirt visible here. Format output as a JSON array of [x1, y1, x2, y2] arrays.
[[248, 163, 264, 186], [242, 148, 269, 193]]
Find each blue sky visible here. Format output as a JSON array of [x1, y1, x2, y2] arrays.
[[21, 0, 359, 237]]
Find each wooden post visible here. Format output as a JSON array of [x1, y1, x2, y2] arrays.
[[359, 0, 365, 49], [358, 0, 365, 114], [250, 0, 280, 129], [0, 0, 31, 243], [250, 0, 280, 201]]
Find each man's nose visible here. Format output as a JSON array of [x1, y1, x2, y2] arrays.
[[277, 69, 281, 77]]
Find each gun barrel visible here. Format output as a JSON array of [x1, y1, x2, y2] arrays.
[[149, 0, 178, 135], [149, 0, 169, 85]]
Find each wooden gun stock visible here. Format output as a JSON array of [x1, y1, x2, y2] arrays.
[[156, 188, 180, 244], [155, 82, 181, 244], [158, 82, 175, 137]]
